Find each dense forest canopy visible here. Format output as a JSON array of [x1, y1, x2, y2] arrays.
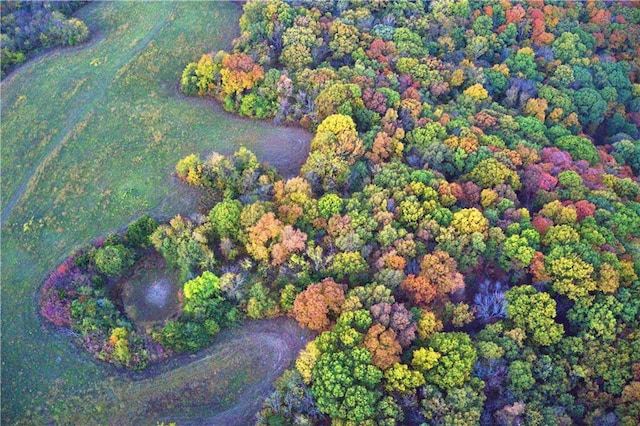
[[0, 1, 89, 78], [39, 0, 640, 424]]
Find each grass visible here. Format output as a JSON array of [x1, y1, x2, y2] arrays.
[[16, 318, 312, 425], [0, 1, 310, 423], [40, 329, 284, 424]]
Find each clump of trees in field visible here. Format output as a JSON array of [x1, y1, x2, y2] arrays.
[[39, 215, 168, 370], [1, 1, 89, 78], [41, 0, 640, 424]]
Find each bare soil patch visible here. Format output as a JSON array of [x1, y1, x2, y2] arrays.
[[119, 252, 181, 329]]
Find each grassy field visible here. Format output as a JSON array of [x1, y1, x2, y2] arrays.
[[26, 318, 312, 425], [1, 2, 310, 423]]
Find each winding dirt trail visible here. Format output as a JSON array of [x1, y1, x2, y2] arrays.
[[120, 318, 313, 426]]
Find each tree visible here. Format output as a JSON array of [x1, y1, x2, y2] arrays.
[[419, 250, 465, 298], [301, 149, 351, 194], [181, 271, 232, 328], [208, 199, 242, 240], [505, 285, 564, 346], [257, 369, 321, 426], [506, 48, 538, 80], [245, 212, 283, 263], [270, 225, 307, 266], [384, 363, 425, 394], [450, 208, 489, 235], [220, 53, 265, 98], [463, 83, 490, 102], [296, 340, 321, 384], [94, 244, 133, 277], [246, 282, 279, 319], [175, 154, 205, 186], [315, 83, 363, 123], [150, 215, 215, 280], [552, 32, 587, 63], [467, 158, 521, 190], [317, 193, 343, 219], [329, 20, 360, 61], [500, 234, 537, 270], [370, 302, 417, 348], [328, 251, 369, 284], [312, 114, 364, 165], [311, 347, 383, 423], [280, 17, 321, 72], [401, 274, 437, 307], [420, 332, 477, 390], [572, 88, 607, 131], [508, 360, 535, 393], [417, 310, 443, 340], [160, 320, 210, 353], [125, 215, 159, 249], [567, 295, 623, 343], [611, 139, 640, 175], [292, 278, 346, 332], [364, 323, 402, 370], [412, 347, 441, 375], [546, 254, 597, 301], [420, 378, 486, 426], [554, 135, 600, 166]]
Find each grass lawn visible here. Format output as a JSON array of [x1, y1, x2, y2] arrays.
[[0, 1, 310, 423]]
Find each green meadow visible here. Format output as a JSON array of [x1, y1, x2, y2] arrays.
[[1, 2, 310, 423]]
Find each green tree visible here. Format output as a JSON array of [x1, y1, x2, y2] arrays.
[[467, 158, 521, 190], [94, 244, 133, 277], [311, 346, 382, 422], [160, 320, 210, 353], [555, 135, 600, 166], [567, 295, 623, 343], [505, 285, 564, 346], [421, 332, 477, 390], [317, 193, 344, 219], [384, 363, 425, 394], [125, 215, 159, 249], [572, 88, 607, 130], [182, 271, 233, 327], [509, 360, 535, 392], [208, 199, 242, 240], [329, 251, 369, 285], [552, 32, 587, 63], [546, 254, 597, 301]]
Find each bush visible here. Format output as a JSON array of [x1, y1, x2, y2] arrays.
[[160, 321, 211, 353], [125, 215, 159, 249], [44, 14, 89, 47], [94, 244, 134, 277]]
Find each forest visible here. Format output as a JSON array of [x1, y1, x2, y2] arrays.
[[34, 0, 640, 424], [0, 1, 89, 78]]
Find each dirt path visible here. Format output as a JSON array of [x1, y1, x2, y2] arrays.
[[114, 318, 314, 426]]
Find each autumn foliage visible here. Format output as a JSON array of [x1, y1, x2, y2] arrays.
[[292, 279, 346, 332]]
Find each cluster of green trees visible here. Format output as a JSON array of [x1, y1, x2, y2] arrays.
[[39, 215, 167, 370], [0, 1, 89, 78], [41, 0, 640, 423]]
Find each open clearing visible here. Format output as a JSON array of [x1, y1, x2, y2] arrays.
[[1, 2, 310, 423]]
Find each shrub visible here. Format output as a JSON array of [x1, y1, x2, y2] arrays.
[[94, 244, 134, 277]]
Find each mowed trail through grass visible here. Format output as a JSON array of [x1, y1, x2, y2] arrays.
[[49, 319, 313, 425], [1, 2, 310, 423]]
